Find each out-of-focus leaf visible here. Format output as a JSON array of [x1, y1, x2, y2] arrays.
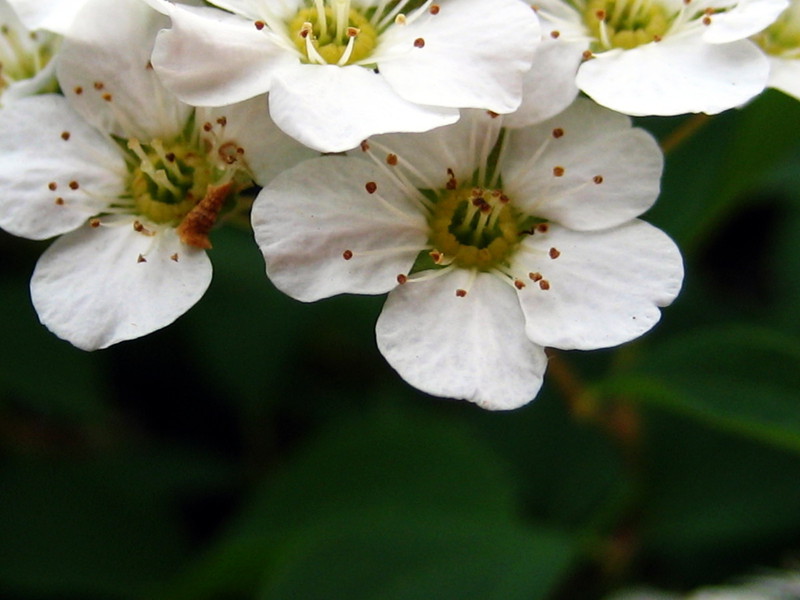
[[599, 325, 800, 453], [0, 281, 107, 422], [160, 405, 577, 600], [260, 509, 575, 600]]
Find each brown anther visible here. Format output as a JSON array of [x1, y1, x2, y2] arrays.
[[595, 9, 606, 19], [536, 223, 549, 233], [430, 4, 440, 14], [171, 253, 179, 262], [702, 15, 711, 25], [582, 50, 594, 60], [552, 127, 564, 138], [397, 274, 408, 284], [216, 116, 227, 126], [146, 61, 154, 70], [236, 147, 245, 155], [254, 20, 265, 30], [539, 279, 550, 290], [499, 194, 510, 204], [480, 203, 492, 214], [549, 247, 561, 259], [347, 27, 360, 37], [365, 181, 378, 194], [48, 182, 57, 191], [514, 279, 526, 290], [300, 27, 310, 38], [455, 289, 468, 297], [342, 250, 354, 260], [386, 153, 398, 166], [166, 152, 176, 162], [360, 140, 370, 152], [89, 218, 101, 228], [429, 250, 443, 263], [102, 93, 112, 102], [553, 166, 565, 177], [471, 196, 486, 207], [93, 81, 104, 90], [413, 37, 425, 48], [73, 86, 83, 95], [529, 272, 543, 282], [69, 181, 79, 190], [133, 220, 144, 232], [54, 197, 64, 206], [550, 30, 560, 39], [653, 34, 662, 42], [61, 131, 71, 141], [487, 110, 500, 118], [218, 141, 240, 164], [593, 175, 604, 184], [137, 254, 147, 263], [395, 14, 407, 25], [203, 122, 213, 132]]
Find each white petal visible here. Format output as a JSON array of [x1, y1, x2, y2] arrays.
[[503, 99, 663, 230], [377, 0, 540, 113], [513, 221, 684, 350], [703, 0, 789, 43], [0, 95, 125, 240], [56, 0, 190, 140], [376, 270, 548, 410], [6, 0, 87, 33], [576, 37, 770, 116], [197, 96, 317, 186], [30, 220, 212, 350], [150, 2, 295, 107], [502, 37, 584, 129], [268, 64, 458, 152], [768, 56, 800, 101], [252, 155, 428, 302], [0, 53, 57, 105]]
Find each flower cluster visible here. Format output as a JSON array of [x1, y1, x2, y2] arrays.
[[0, 0, 794, 408]]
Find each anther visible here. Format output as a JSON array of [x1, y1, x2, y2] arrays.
[[529, 272, 543, 281], [54, 197, 64, 206], [593, 175, 604, 184], [414, 37, 425, 48], [550, 30, 560, 38], [514, 279, 526, 290], [365, 181, 378, 194], [549, 247, 561, 259], [430, 4, 440, 14], [360, 140, 370, 152], [595, 9, 606, 19], [347, 27, 360, 37], [487, 110, 499, 118], [429, 250, 443, 263], [552, 128, 564, 138], [102, 93, 112, 102], [254, 20, 265, 30], [395, 14, 407, 25], [216, 116, 227, 126], [93, 81, 104, 90], [455, 289, 468, 297], [386, 153, 398, 166], [166, 152, 176, 162], [48, 182, 57, 191], [702, 16, 711, 25], [89, 218, 101, 228], [397, 274, 408, 284], [582, 50, 594, 60], [203, 122, 213, 132], [137, 254, 147, 263], [539, 279, 550, 290], [553, 166, 565, 177], [171, 253, 179, 262], [342, 249, 354, 260], [61, 131, 71, 141], [73, 86, 83, 95], [536, 223, 549, 233], [69, 181, 79, 190]]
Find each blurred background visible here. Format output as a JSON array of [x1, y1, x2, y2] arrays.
[[1, 89, 800, 600]]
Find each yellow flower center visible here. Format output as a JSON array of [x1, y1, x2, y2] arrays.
[[583, 0, 670, 50], [429, 187, 523, 270], [288, 2, 378, 65]]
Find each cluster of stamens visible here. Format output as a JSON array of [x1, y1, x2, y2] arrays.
[[0, 23, 58, 95], [584, 0, 670, 50]]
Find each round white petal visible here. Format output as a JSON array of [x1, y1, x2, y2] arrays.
[[252, 156, 428, 302], [768, 56, 800, 100], [502, 37, 584, 129], [377, 0, 540, 113], [197, 96, 317, 186], [268, 64, 458, 152], [149, 3, 295, 107], [703, 0, 789, 43], [30, 220, 212, 350], [503, 99, 662, 230], [576, 37, 770, 116], [0, 95, 125, 239], [56, 0, 190, 140], [513, 220, 684, 350], [376, 270, 548, 410]]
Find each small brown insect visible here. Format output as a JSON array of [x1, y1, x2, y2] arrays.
[[176, 182, 233, 249]]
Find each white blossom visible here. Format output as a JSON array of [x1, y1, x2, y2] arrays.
[[144, 0, 541, 152], [0, 0, 312, 350], [252, 100, 683, 409], [533, 0, 788, 116], [753, 0, 800, 99]]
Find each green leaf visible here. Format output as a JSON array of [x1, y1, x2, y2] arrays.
[[261, 509, 575, 600], [600, 325, 800, 453]]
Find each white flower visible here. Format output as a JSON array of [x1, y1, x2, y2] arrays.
[[0, 0, 59, 106], [533, 0, 788, 116], [753, 0, 800, 100], [0, 0, 313, 350], [144, 0, 541, 152], [252, 100, 684, 409]]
